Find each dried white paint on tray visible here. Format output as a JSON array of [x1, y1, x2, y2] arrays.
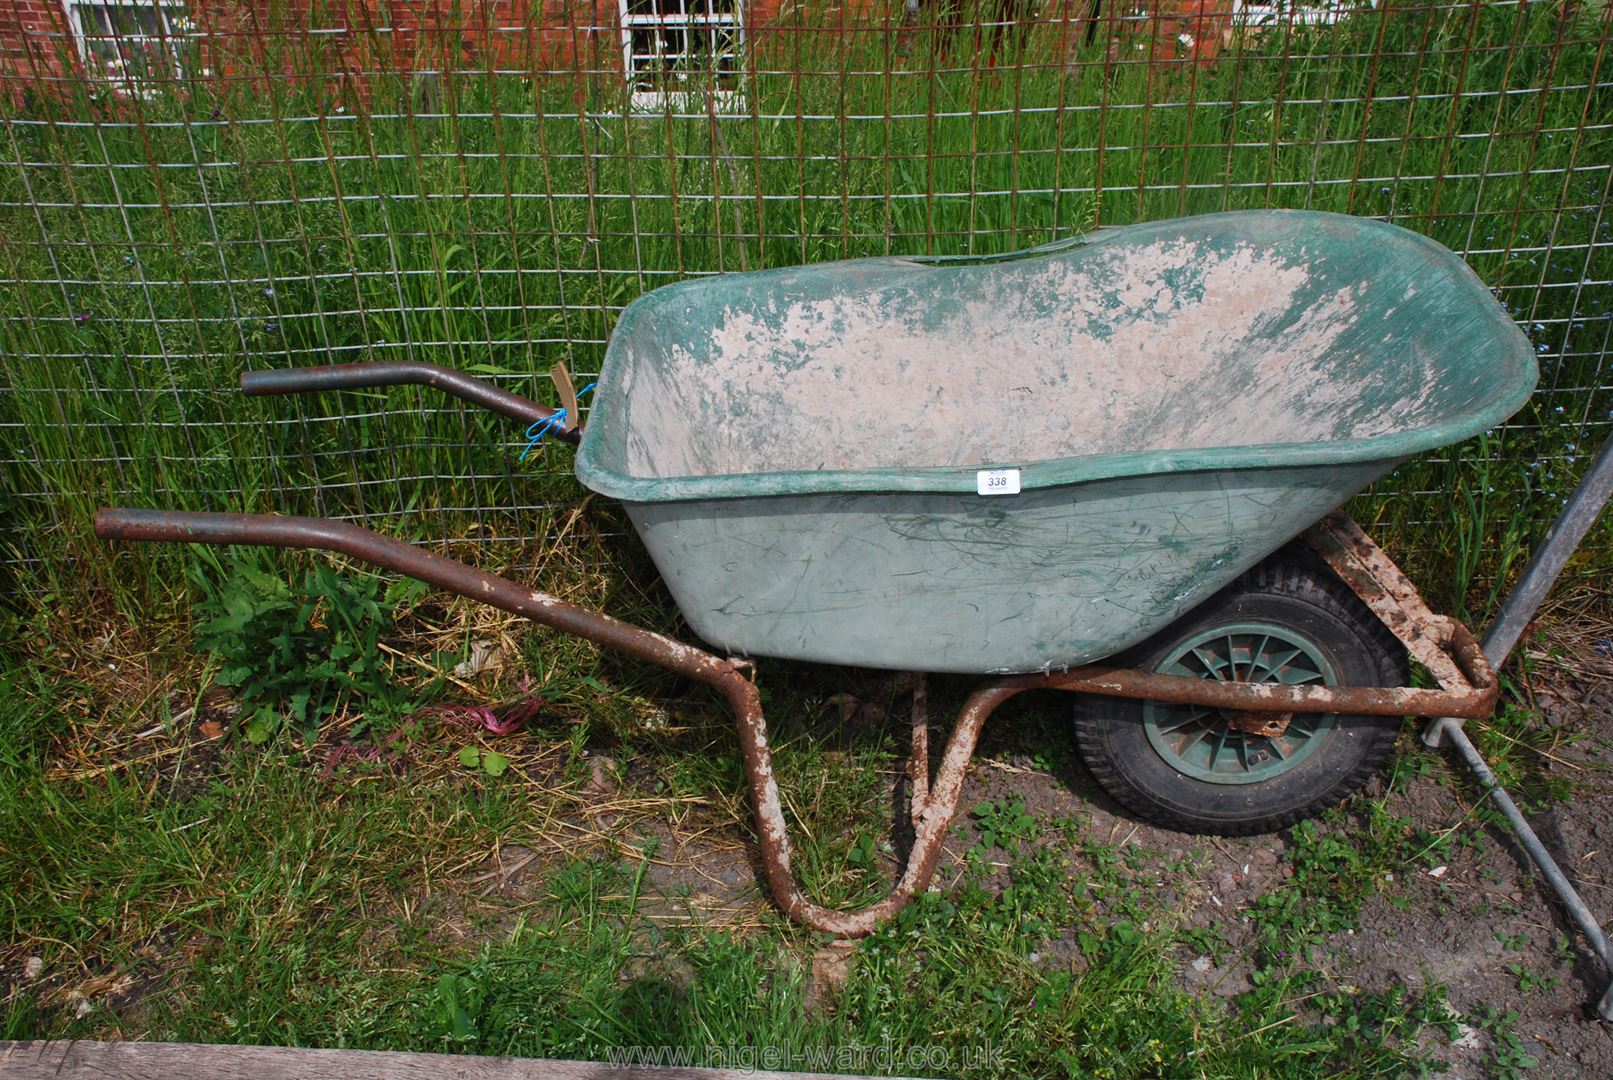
[[616, 237, 1441, 481]]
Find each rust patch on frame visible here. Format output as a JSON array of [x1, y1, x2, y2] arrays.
[[1304, 511, 1498, 715], [1227, 710, 1293, 738], [909, 674, 930, 825]]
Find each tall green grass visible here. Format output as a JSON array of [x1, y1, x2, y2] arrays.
[[0, 0, 1608, 617]]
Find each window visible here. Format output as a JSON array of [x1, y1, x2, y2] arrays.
[[618, 0, 744, 111], [1231, 0, 1376, 28], [64, 0, 190, 92]]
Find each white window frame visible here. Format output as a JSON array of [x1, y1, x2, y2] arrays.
[[617, 0, 745, 113], [1231, 0, 1376, 28], [61, 0, 190, 94]]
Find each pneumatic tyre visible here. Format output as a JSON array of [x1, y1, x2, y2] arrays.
[[1072, 550, 1411, 836]]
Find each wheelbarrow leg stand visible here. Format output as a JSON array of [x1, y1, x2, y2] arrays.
[[1420, 435, 1613, 1019], [723, 673, 1026, 937], [910, 674, 929, 823]]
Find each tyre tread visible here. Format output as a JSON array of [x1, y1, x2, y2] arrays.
[[1073, 545, 1410, 836]]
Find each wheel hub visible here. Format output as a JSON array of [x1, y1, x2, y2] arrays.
[[1141, 621, 1338, 785], [1226, 710, 1294, 738]]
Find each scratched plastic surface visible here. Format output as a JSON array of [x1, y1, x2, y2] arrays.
[[576, 211, 1537, 673]]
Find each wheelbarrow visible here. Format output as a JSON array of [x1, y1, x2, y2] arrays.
[[95, 210, 1538, 937]]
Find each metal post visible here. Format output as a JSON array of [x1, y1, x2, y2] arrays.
[[1421, 433, 1613, 1018]]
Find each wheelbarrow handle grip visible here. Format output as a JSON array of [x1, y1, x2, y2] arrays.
[[240, 361, 580, 443]]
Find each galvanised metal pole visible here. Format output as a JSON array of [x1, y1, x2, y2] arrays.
[[1422, 433, 1613, 1019]]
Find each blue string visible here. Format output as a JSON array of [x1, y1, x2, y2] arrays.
[[519, 382, 597, 461], [518, 413, 565, 460]]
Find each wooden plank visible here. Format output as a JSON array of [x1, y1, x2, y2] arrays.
[[0, 1040, 925, 1080]]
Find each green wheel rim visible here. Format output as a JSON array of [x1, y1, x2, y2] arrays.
[[1142, 621, 1339, 785]]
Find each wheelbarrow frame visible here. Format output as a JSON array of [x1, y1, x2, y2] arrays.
[[94, 361, 1499, 938]]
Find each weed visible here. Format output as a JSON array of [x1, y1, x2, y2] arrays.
[[1507, 963, 1561, 996], [1497, 929, 1531, 952], [1473, 699, 1584, 809], [970, 796, 1039, 854], [192, 562, 430, 743], [1244, 801, 1431, 968], [0, 636, 1491, 1075], [1475, 1007, 1541, 1079], [844, 832, 877, 869], [457, 746, 511, 777], [1386, 746, 1439, 793], [1179, 924, 1227, 966]]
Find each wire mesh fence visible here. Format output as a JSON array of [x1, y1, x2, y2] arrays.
[[0, 0, 1609, 614]]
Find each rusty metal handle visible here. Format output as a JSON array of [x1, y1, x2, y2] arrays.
[[94, 506, 1502, 935], [94, 509, 695, 677], [93, 505, 1010, 937], [240, 362, 579, 443]]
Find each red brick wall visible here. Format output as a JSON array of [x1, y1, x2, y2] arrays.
[[0, 0, 1229, 103], [0, 0, 77, 93], [195, 0, 789, 80], [0, 0, 885, 88], [1149, 0, 1240, 61]]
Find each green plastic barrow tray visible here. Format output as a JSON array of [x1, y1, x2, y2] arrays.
[[575, 210, 1537, 674]]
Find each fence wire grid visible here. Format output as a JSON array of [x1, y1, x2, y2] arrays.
[[0, 0, 1609, 613]]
